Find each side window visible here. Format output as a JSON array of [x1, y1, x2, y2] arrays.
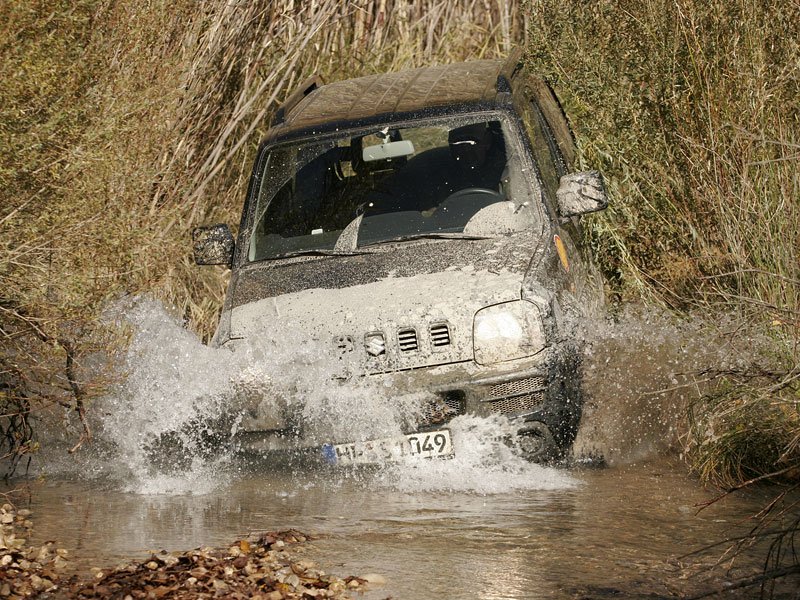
[[520, 101, 563, 200]]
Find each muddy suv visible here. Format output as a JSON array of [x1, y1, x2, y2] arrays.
[[194, 51, 607, 464]]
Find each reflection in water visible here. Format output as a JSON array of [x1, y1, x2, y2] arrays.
[[6, 460, 783, 599]]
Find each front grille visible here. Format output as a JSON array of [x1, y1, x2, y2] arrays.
[[429, 323, 451, 347], [484, 377, 547, 416], [398, 328, 418, 352], [488, 376, 546, 399], [418, 392, 465, 426], [485, 391, 545, 415]]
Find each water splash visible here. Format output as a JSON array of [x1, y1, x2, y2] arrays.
[[90, 299, 245, 493], [380, 415, 580, 493], [571, 305, 766, 466], [51, 298, 579, 495], [58, 299, 455, 494], [36, 298, 764, 494]]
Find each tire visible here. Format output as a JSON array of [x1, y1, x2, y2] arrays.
[[516, 421, 558, 463]]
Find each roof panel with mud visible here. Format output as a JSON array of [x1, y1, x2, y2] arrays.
[[269, 58, 513, 141]]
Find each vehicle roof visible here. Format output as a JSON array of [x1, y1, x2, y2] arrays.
[[268, 58, 515, 142]]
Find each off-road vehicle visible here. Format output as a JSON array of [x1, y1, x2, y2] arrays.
[[193, 50, 607, 464]]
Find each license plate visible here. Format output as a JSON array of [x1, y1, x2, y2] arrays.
[[321, 429, 453, 465]]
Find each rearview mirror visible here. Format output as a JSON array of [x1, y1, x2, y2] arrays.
[[556, 171, 608, 218], [362, 140, 415, 162], [192, 224, 234, 266]]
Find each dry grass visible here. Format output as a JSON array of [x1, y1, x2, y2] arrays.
[[525, 0, 799, 485], [523, 7, 800, 595], [525, 4, 799, 590], [0, 0, 521, 469], [526, 0, 799, 312], [2, 0, 798, 491], [2, 2, 800, 588]]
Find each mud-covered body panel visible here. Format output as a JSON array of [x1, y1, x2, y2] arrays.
[[198, 54, 607, 463], [229, 233, 539, 309], [232, 269, 521, 370], [266, 60, 516, 145]]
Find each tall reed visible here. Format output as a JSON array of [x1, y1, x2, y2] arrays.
[[526, 0, 798, 314], [0, 0, 522, 467], [524, 0, 799, 487]]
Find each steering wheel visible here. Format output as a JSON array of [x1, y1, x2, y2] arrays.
[[427, 187, 504, 231]]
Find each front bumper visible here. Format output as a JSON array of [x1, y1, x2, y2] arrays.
[[234, 345, 582, 457]]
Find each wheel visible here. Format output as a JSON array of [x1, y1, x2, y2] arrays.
[[143, 415, 234, 473], [516, 421, 558, 463]]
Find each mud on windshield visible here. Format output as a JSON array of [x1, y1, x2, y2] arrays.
[[247, 115, 540, 262]]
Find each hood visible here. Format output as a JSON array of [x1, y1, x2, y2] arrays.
[[230, 234, 538, 308], [228, 235, 539, 373]]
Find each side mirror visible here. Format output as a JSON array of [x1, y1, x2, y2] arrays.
[[192, 224, 234, 266], [556, 171, 608, 218]]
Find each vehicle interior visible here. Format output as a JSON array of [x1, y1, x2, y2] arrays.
[[248, 117, 538, 262]]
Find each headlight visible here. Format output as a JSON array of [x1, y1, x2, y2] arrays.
[[473, 301, 546, 365]]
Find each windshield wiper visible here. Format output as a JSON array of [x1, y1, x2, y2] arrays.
[[362, 232, 492, 247], [266, 248, 372, 260]]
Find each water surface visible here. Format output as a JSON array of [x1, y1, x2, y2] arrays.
[[8, 459, 781, 599], [11, 300, 793, 598]]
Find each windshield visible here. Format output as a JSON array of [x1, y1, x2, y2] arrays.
[[247, 115, 539, 262]]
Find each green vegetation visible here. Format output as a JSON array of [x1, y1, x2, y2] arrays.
[[1, 0, 798, 593], [526, 3, 799, 589], [1, 0, 798, 493]]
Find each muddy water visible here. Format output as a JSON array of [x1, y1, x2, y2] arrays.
[[7, 459, 776, 599], [9, 301, 790, 597]]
